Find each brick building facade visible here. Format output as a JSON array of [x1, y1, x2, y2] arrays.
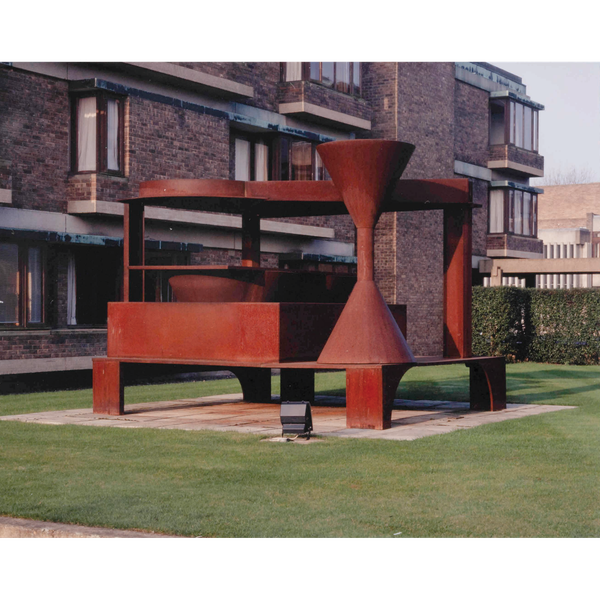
[[0, 61, 545, 378]]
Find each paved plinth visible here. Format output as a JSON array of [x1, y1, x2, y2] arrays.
[[0, 394, 574, 441]]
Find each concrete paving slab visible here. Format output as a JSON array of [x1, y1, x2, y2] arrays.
[[0, 516, 181, 538], [0, 395, 576, 441]]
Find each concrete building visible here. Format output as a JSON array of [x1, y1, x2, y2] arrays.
[[0, 61, 545, 380], [537, 183, 600, 288]]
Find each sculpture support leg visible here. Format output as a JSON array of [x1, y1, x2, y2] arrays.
[[93, 358, 124, 415], [468, 358, 506, 411], [232, 367, 272, 403], [443, 205, 472, 358], [345, 365, 412, 429], [280, 369, 314, 403]]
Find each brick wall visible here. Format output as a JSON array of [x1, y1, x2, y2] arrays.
[[0, 67, 70, 213], [472, 178, 489, 257], [189, 248, 279, 268], [0, 330, 106, 361], [489, 144, 544, 172], [0, 66, 233, 211], [129, 96, 230, 183], [173, 62, 281, 112], [454, 81, 489, 166]]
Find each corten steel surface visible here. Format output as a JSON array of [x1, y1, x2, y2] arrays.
[[443, 204, 473, 358], [93, 139, 503, 429], [91, 354, 505, 418], [346, 365, 413, 429], [107, 302, 346, 363], [169, 271, 278, 303], [127, 178, 473, 218], [168, 270, 357, 303], [315, 140, 416, 365], [93, 359, 123, 415], [107, 301, 408, 363]]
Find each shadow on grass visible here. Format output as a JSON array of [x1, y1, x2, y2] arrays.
[[505, 366, 600, 404], [317, 364, 600, 407], [316, 381, 470, 403]]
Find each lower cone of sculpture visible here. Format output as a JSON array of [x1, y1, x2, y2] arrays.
[[317, 280, 415, 364]]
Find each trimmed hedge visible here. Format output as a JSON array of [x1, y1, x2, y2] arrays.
[[472, 287, 600, 365], [472, 287, 530, 362]]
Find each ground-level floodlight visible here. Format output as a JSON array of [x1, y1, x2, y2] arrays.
[[280, 401, 313, 438]]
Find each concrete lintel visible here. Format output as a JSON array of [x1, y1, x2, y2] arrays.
[[279, 101, 372, 131], [68, 201, 335, 239], [455, 62, 527, 95], [0, 356, 97, 375], [485, 249, 544, 260], [490, 90, 545, 111], [11, 62, 253, 100], [480, 257, 600, 275], [490, 180, 544, 194], [123, 62, 254, 99], [487, 160, 544, 178], [454, 160, 492, 181]]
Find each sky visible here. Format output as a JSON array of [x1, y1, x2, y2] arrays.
[[494, 62, 600, 185]]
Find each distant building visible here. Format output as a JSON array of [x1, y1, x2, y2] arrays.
[[537, 183, 600, 288], [0, 61, 545, 380]]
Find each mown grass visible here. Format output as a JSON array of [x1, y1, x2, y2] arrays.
[[0, 363, 599, 537]]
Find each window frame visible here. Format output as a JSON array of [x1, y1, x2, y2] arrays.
[[232, 131, 331, 181], [70, 90, 126, 176], [272, 136, 330, 182], [281, 62, 361, 97], [233, 133, 273, 182], [0, 241, 47, 329], [487, 188, 538, 238]]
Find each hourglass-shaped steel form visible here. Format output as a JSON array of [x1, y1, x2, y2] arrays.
[[317, 140, 416, 365]]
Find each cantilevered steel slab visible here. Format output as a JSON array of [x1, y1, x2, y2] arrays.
[[121, 178, 473, 218]]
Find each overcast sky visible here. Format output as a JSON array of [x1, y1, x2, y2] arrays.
[[493, 62, 600, 185]]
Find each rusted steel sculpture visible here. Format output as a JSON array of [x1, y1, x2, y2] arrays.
[[93, 140, 506, 430], [316, 140, 415, 365]]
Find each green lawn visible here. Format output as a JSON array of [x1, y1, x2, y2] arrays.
[[0, 363, 599, 537]]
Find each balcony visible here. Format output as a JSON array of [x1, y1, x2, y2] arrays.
[[487, 233, 543, 259], [488, 145, 544, 178], [278, 80, 371, 131], [278, 62, 371, 131]]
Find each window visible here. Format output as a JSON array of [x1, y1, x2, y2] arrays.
[[234, 134, 330, 182], [71, 92, 125, 175], [275, 137, 330, 181], [282, 63, 361, 96], [234, 135, 271, 182], [0, 242, 45, 327], [489, 98, 539, 153], [488, 188, 538, 237], [69, 247, 121, 326]]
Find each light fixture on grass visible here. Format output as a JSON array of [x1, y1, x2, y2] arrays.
[[280, 401, 313, 439]]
